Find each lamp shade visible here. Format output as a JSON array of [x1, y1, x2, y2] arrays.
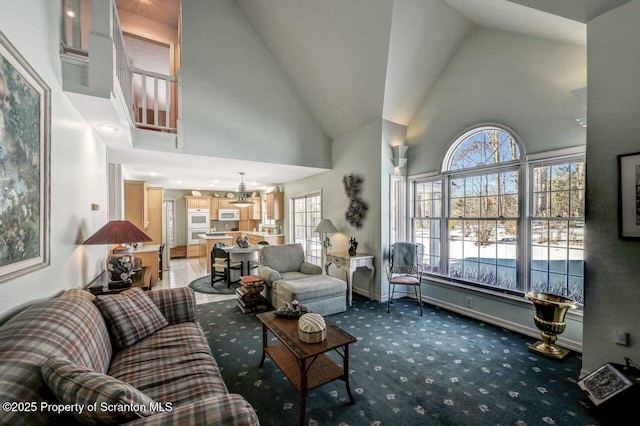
[[314, 219, 338, 234], [83, 220, 152, 245]]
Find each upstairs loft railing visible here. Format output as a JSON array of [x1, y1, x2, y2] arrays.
[[61, 0, 177, 133]]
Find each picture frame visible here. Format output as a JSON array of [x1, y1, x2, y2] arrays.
[[577, 363, 634, 406], [0, 30, 50, 282], [618, 152, 640, 240]]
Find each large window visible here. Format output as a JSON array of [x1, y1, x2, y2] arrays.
[[291, 192, 322, 265], [410, 125, 585, 305]]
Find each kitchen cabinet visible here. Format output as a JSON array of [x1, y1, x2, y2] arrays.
[[146, 187, 164, 244], [266, 192, 284, 220], [239, 198, 261, 221], [185, 196, 210, 209], [210, 198, 219, 219], [218, 198, 231, 210], [251, 197, 261, 220], [124, 180, 149, 229]]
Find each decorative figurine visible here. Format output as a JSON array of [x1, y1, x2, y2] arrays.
[[348, 237, 358, 256], [236, 234, 250, 248]]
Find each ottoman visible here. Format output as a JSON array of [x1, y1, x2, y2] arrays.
[[275, 275, 347, 316]]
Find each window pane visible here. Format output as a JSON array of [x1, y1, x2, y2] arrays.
[[465, 197, 481, 217], [533, 193, 549, 217], [291, 193, 321, 265], [412, 179, 444, 274]]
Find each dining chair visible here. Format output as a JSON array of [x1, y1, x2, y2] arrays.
[[211, 244, 242, 287], [386, 242, 424, 316]]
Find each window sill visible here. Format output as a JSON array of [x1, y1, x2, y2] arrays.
[[421, 273, 584, 322]]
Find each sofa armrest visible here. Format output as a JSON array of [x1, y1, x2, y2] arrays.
[[258, 265, 281, 286], [126, 394, 259, 426], [300, 261, 322, 275], [146, 288, 197, 325]]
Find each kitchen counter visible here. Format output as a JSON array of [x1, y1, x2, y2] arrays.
[[198, 233, 235, 239], [131, 244, 162, 253], [130, 244, 161, 284], [243, 231, 284, 237]]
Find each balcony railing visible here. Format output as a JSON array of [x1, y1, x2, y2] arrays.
[[61, 0, 177, 133]]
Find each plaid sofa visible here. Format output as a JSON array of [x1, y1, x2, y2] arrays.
[[0, 288, 259, 425]]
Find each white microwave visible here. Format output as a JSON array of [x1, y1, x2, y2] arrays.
[[219, 209, 240, 221]]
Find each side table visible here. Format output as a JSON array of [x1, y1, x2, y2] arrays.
[[87, 267, 152, 295], [325, 251, 375, 305]]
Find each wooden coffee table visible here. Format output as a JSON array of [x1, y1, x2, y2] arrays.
[[256, 311, 356, 425]]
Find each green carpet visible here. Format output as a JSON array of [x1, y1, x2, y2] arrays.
[[197, 296, 604, 425], [188, 275, 238, 294]]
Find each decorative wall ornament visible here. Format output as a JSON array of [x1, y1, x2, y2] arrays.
[[343, 174, 368, 228]]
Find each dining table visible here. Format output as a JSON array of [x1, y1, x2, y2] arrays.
[[221, 244, 264, 278]]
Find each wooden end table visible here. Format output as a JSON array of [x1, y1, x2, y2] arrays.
[[256, 311, 356, 425]]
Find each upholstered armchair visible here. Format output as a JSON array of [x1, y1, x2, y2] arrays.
[[257, 243, 322, 306]]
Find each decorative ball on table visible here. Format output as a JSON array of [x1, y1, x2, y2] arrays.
[[298, 313, 326, 343]]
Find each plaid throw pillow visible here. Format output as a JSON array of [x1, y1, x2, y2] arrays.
[[41, 357, 157, 425], [95, 287, 168, 350]]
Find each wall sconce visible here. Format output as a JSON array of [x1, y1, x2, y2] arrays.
[[393, 145, 408, 168]]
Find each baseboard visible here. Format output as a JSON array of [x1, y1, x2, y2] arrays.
[[421, 295, 583, 353], [355, 287, 582, 354]]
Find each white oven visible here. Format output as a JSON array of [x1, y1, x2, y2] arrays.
[[187, 208, 210, 229], [218, 209, 240, 221], [187, 228, 206, 245]]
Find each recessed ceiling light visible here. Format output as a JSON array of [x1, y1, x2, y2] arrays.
[[66, 9, 75, 18]]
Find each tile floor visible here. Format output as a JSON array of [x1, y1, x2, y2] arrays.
[[153, 257, 237, 305]]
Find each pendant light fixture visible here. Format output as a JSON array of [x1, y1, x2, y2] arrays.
[[231, 172, 254, 208]]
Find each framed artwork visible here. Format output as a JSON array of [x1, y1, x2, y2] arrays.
[[618, 152, 640, 240], [0, 30, 50, 282]]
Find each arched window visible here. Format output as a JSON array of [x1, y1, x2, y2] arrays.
[[410, 124, 584, 304], [443, 125, 522, 172]]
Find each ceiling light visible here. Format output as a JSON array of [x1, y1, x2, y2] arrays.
[[66, 9, 76, 18], [230, 172, 253, 208]]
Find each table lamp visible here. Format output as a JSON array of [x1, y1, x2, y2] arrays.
[[315, 218, 338, 256], [83, 220, 152, 283]]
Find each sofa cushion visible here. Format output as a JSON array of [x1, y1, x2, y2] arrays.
[[95, 287, 168, 350], [41, 356, 157, 425], [109, 322, 229, 406]]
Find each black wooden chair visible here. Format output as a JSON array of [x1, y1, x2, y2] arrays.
[[211, 245, 242, 287]]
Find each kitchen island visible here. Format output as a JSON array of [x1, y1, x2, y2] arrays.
[[199, 234, 234, 272]]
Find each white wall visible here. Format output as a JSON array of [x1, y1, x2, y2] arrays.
[[405, 27, 587, 348], [285, 120, 385, 298], [408, 27, 586, 172], [180, 0, 331, 169], [584, 0, 640, 372], [0, 0, 108, 317]]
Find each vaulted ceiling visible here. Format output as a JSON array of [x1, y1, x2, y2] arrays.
[[115, 0, 629, 190]]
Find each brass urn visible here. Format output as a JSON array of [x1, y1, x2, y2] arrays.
[[525, 292, 579, 360]]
